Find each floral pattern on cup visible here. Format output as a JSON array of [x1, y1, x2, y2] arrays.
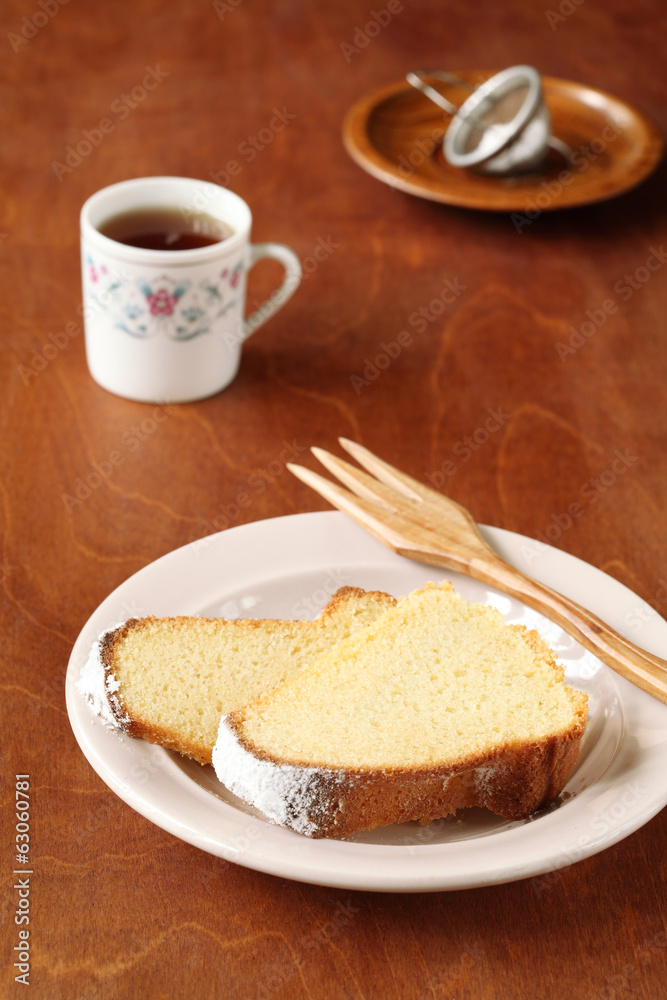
[[84, 255, 243, 341]]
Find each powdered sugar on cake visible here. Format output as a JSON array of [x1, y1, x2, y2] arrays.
[[76, 625, 130, 728], [213, 716, 346, 836]]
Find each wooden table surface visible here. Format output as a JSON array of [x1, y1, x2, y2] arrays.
[[2, 0, 666, 996]]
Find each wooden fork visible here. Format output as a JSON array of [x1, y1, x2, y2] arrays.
[[287, 438, 667, 704]]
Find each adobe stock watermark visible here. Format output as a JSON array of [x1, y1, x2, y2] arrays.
[[416, 942, 486, 1000], [190, 439, 307, 550], [300, 235, 341, 280], [217, 820, 264, 863], [18, 316, 82, 384], [402, 816, 447, 853], [73, 794, 118, 841], [291, 568, 352, 618], [349, 277, 468, 394], [426, 407, 512, 487], [556, 246, 666, 361], [18, 261, 140, 384], [511, 121, 624, 232], [391, 125, 446, 185], [531, 780, 648, 900], [533, 449, 639, 546], [0, 559, 15, 584], [13, 774, 32, 985], [591, 930, 667, 1000], [51, 65, 169, 181], [212, 287, 292, 351], [205, 107, 296, 190], [545, 0, 585, 30], [350, 331, 413, 394], [212, 0, 243, 20], [258, 899, 361, 999], [624, 578, 667, 633], [77, 984, 105, 1000], [340, 1, 406, 63], [61, 406, 175, 513], [8, 0, 69, 53]]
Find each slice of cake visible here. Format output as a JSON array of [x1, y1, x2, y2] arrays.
[[212, 582, 588, 837], [77, 586, 396, 764]]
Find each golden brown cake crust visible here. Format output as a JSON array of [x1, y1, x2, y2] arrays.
[[224, 707, 587, 837]]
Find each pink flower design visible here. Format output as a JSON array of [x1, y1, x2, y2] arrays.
[[147, 288, 178, 317], [90, 266, 98, 283]]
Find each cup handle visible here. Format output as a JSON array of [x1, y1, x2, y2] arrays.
[[242, 242, 302, 341]]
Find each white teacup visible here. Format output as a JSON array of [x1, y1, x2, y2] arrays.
[[80, 176, 302, 403]]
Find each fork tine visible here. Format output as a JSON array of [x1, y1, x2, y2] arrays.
[[337, 438, 487, 540], [338, 438, 443, 505], [287, 463, 423, 552], [311, 447, 403, 512], [287, 463, 388, 517]]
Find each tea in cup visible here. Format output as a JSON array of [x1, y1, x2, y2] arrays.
[[80, 176, 302, 403]]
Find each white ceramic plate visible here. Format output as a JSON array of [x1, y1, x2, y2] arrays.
[[66, 512, 667, 892]]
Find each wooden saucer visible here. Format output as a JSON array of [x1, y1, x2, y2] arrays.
[[342, 72, 663, 212]]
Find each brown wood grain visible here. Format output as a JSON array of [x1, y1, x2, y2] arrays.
[[1, 0, 666, 997]]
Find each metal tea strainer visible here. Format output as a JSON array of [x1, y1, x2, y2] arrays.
[[406, 65, 570, 175]]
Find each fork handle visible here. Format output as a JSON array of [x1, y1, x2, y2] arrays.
[[422, 549, 667, 703]]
